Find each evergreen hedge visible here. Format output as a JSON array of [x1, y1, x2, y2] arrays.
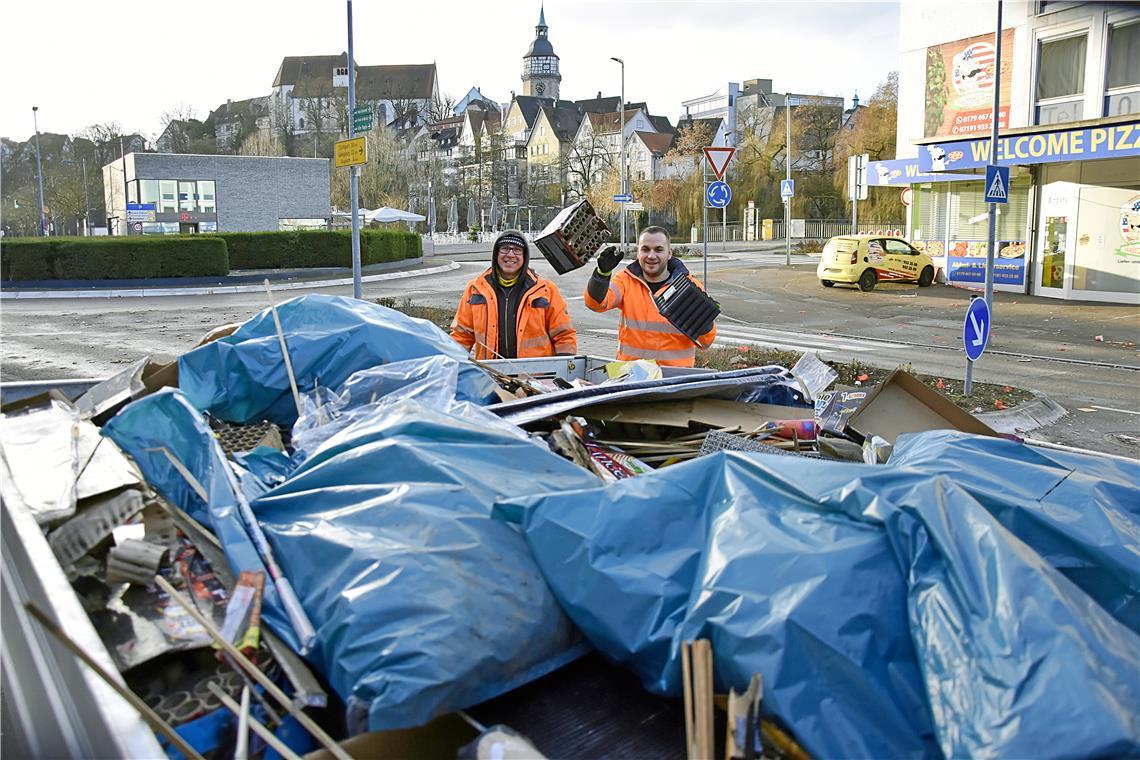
[[218, 229, 421, 270], [2, 236, 229, 281], [1, 228, 422, 282]]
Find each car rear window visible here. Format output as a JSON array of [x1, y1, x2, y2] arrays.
[[824, 238, 859, 257]]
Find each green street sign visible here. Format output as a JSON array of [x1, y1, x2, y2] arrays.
[[353, 105, 370, 118]]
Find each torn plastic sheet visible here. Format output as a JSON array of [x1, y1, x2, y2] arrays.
[[250, 399, 600, 733], [497, 437, 1140, 760], [102, 390, 294, 650], [178, 294, 498, 426], [108, 389, 599, 732], [492, 365, 807, 427], [890, 430, 1140, 633], [0, 400, 81, 525], [291, 356, 532, 461]]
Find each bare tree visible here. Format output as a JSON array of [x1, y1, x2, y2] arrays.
[[565, 133, 617, 200], [426, 93, 458, 123], [239, 130, 286, 157], [834, 72, 903, 222]]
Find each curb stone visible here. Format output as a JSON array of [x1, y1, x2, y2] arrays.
[[0, 262, 461, 300]]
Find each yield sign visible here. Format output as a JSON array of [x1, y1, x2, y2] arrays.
[[704, 147, 735, 180]]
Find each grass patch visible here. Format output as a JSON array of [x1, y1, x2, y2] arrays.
[[697, 345, 1034, 413], [376, 296, 454, 329]]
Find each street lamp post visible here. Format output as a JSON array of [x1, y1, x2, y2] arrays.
[[610, 57, 625, 254], [32, 107, 47, 237]]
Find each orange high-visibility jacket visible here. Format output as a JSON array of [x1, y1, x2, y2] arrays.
[[451, 268, 577, 360], [584, 259, 716, 367]]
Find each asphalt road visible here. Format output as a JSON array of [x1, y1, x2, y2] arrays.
[[2, 241, 1138, 456]]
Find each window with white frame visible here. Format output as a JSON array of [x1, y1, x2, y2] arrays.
[[1105, 20, 1140, 116], [1036, 33, 1087, 125]]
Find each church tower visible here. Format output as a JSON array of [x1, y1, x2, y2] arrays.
[[521, 4, 560, 99]]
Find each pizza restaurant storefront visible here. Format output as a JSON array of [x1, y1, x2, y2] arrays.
[[870, 116, 1140, 304]]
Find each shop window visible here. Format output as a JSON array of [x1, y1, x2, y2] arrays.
[[179, 181, 196, 212], [1035, 34, 1087, 125], [198, 180, 216, 214], [159, 180, 177, 214], [126, 181, 139, 204], [139, 180, 160, 206], [1105, 21, 1140, 116]]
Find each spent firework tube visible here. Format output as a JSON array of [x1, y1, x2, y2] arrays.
[[584, 441, 653, 482], [758, 419, 817, 441]]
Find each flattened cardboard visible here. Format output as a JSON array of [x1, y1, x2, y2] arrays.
[[845, 369, 999, 445], [579, 398, 812, 431]]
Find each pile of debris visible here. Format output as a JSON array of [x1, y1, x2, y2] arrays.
[[2, 293, 1138, 760]]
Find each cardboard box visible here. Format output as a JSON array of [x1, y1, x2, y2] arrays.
[[844, 369, 999, 445]]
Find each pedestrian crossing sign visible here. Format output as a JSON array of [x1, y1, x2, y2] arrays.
[[985, 165, 1009, 204]]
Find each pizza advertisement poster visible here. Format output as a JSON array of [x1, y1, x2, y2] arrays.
[[924, 28, 1015, 138]]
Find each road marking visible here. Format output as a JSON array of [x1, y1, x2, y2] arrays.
[[1088, 405, 1140, 416], [586, 325, 898, 356], [714, 325, 903, 351]]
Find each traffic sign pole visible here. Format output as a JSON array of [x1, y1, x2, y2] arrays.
[[963, 297, 991, 396], [785, 96, 792, 266], [702, 161, 709, 289], [347, 0, 362, 299], [985, 0, 1004, 317]]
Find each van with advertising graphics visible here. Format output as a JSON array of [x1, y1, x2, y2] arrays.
[[817, 234, 936, 292]]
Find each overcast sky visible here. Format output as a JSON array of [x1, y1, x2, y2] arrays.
[[0, 0, 899, 142]]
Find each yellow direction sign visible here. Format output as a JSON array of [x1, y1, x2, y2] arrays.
[[334, 136, 367, 168]]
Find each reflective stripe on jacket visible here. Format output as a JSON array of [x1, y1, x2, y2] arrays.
[[583, 259, 716, 367], [451, 267, 577, 360]]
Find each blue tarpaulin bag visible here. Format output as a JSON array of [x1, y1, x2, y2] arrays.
[[107, 389, 600, 733], [498, 440, 1140, 759], [178, 294, 497, 425]]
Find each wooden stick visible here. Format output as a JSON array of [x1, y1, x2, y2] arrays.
[[264, 279, 304, 420], [682, 641, 696, 760], [762, 719, 813, 760], [696, 639, 715, 760], [208, 683, 303, 760], [234, 686, 251, 760], [24, 602, 206, 760], [153, 576, 351, 760]]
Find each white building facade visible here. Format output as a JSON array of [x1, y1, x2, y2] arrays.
[[875, 0, 1140, 302]]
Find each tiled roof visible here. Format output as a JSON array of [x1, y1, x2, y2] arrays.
[[356, 64, 436, 101], [649, 115, 674, 134], [277, 54, 436, 101], [635, 130, 674, 155]]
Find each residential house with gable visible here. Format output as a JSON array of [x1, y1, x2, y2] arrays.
[[209, 96, 270, 153], [269, 54, 438, 137]]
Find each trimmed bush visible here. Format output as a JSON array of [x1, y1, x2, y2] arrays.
[[2, 236, 229, 281], [219, 229, 421, 270]]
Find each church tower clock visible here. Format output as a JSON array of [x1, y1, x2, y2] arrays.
[[521, 4, 560, 99]]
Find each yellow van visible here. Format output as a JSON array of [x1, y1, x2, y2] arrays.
[[817, 234, 936, 291]]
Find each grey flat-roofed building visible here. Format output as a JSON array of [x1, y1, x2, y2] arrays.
[[103, 153, 330, 235]]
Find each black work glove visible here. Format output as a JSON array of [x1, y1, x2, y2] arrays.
[[595, 246, 624, 275]]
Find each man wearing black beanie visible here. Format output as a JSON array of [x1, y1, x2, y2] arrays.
[[450, 229, 577, 360]]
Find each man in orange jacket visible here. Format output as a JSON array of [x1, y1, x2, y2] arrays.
[[451, 229, 577, 360], [584, 226, 717, 367]]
